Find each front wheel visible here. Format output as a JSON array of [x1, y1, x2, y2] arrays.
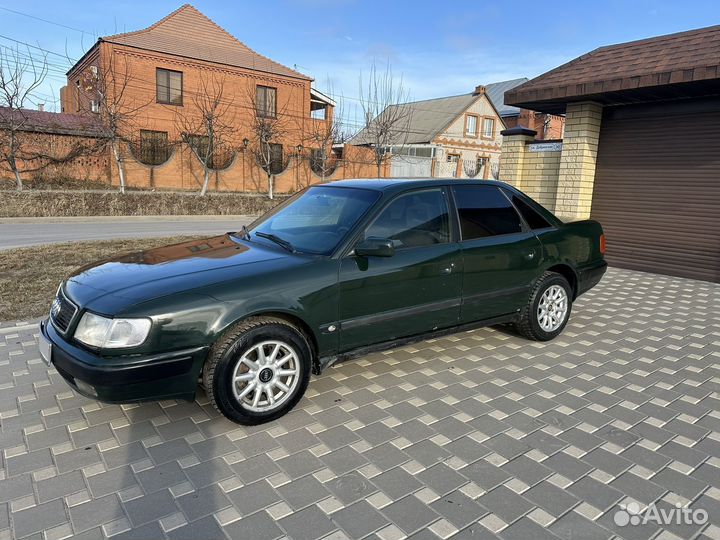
[[515, 272, 572, 341], [203, 317, 312, 425]]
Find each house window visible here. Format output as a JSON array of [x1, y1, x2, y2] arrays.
[[465, 115, 478, 137], [256, 85, 277, 118], [268, 143, 283, 174], [139, 130, 169, 166], [482, 117, 495, 138], [156, 68, 183, 105]]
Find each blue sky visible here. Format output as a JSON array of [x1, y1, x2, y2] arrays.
[[2, 0, 719, 128]]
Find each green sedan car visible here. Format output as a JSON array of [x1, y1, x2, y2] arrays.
[[40, 179, 606, 424]]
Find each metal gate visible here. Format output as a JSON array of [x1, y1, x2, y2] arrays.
[[390, 156, 432, 178], [591, 99, 720, 282]]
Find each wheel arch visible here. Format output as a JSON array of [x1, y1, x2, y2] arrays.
[[215, 309, 320, 372], [545, 263, 579, 300]]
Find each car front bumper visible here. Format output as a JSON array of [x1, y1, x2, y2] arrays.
[[40, 319, 208, 403]]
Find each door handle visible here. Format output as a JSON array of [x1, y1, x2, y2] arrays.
[[524, 250, 535, 261], [441, 263, 456, 274]]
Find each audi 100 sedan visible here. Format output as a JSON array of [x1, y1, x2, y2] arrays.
[[40, 179, 607, 424]]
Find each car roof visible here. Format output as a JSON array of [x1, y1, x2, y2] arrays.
[[323, 178, 518, 194]]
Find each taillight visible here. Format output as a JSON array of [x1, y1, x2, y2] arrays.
[[599, 234, 606, 255]]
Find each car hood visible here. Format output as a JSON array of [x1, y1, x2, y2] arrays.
[[64, 234, 295, 312]]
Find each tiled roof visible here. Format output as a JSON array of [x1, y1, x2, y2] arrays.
[[506, 24, 720, 107], [102, 4, 311, 81], [0, 107, 107, 137]]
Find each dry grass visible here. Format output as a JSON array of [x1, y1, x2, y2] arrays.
[[0, 236, 202, 322], [1, 190, 287, 218]]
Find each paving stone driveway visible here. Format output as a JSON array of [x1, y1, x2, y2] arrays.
[[1, 268, 720, 540]]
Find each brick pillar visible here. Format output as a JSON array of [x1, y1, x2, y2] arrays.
[[555, 102, 602, 220], [499, 126, 536, 186]]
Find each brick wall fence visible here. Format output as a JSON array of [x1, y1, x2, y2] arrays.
[[1, 132, 383, 193], [499, 101, 602, 221]]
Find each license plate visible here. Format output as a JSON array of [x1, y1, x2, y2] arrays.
[[39, 333, 52, 366]]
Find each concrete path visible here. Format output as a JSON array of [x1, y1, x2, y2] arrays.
[[0, 215, 255, 250]]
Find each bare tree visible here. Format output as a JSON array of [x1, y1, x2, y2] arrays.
[[80, 52, 149, 193], [0, 46, 48, 190], [247, 87, 291, 199], [357, 61, 412, 177], [0, 47, 99, 189], [303, 86, 342, 182], [175, 73, 236, 196]]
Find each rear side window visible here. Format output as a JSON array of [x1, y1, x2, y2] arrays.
[[452, 185, 522, 239], [507, 192, 552, 230]]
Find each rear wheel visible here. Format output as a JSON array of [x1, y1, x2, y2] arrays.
[[203, 317, 312, 425], [515, 272, 572, 341]]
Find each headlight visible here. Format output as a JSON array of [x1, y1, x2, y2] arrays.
[[74, 313, 152, 349]]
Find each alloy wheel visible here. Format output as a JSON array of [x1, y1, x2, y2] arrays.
[[231, 340, 300, 412]]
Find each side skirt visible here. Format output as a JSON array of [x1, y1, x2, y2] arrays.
[[315, 313, 518, 374]]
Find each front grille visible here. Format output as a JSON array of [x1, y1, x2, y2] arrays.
[[51, 289, 78, 333]]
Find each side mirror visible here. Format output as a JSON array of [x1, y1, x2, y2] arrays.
[[355, 237, 395, 258]]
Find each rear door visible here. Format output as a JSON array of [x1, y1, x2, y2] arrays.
[[338, 187, 462, 351], [451, 185, 544, 323]]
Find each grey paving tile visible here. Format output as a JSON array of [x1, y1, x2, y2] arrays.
[[522, 481, 580, 517], [184, 457, 235, 489], [231, 453, 281, 483], [321, 446, 368, 476], [332, 500, 389, 538], [225, 510, 283, 540], [0, 474, 33, 502], [54, 446, 102, 474], [417, 463, 468, 496], [325, 472, 378, 505], [549, 510, 614, 540], [501, 518, 563, 540], [87, 465, 138, 498], [382, 495, 441, 535], [278, 505, 336, 540], [101, 440, 149, 469], [176, 484, 231, 522], [122, 488, 178, 526], [11, 499, 68, 539], [567, 476, 624, 511], [135, 461, 188, 493], [115, 522, 165, 540], [430, 490, 487, 529], [277, 474, 331, 510], [68, 494, 126, 533], [227, 479, 281, 516], [167, 514, 227, 539], [478, 485, 534, 524], [6, 448, 53, 476], [36, 470, 86, 503], [371, 466, 423, 499], [460, 459, 512, 491], [651, 467, 707, 500], [146, 438, 193, 465]]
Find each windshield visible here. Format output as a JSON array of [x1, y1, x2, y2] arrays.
[[249, 186, 380, 255]]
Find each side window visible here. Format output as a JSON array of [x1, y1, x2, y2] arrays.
[[452, 185, 522, 239], [365, 189, 450, 249], [506, 192, 552, 230]]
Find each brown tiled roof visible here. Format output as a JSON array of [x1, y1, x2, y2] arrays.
[[506, 24, 720, 109], [102, 4, 311, 81], [0, 107, 107, 137]]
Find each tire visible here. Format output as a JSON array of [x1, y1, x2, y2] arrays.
[[203, 316, 312, 425], [515, 271, 572, 341]]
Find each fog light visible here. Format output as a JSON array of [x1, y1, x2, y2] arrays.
[[75, 379, 98, 397]]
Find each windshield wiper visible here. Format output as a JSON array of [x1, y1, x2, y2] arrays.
[[240, 225, 251, 240], [255, 232, 295, 253]]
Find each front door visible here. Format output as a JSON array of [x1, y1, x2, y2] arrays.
[[451, 185, 543, 322], [338, 188, 462, 352]]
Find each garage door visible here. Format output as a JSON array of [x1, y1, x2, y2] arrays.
[[590, 99, 720, 282]]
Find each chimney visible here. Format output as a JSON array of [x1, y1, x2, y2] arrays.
[[37, 103, 45, 112], [473, 85, 486, 95]]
